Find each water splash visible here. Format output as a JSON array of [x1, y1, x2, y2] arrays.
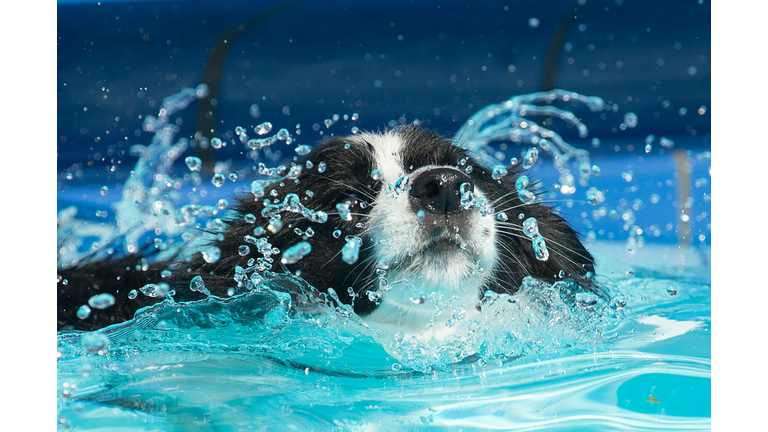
[[261, 193, 329, 224], [58, 84, 221, 267], [454, 89, 605, 195]]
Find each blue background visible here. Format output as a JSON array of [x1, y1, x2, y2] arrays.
[[57, 0, 711, 246]]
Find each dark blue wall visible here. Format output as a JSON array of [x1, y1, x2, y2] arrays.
[[57, 0, 710, 170]]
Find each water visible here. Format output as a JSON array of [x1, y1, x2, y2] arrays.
[[57, 87, 711, 430], [56, 243, 710, 430]]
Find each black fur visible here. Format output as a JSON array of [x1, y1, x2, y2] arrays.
[[58, 126, 596, 331]]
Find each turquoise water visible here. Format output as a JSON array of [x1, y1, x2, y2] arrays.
[[57, 88, 711, 430], [56, 242, 711, 430]]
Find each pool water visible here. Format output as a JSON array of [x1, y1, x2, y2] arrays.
[[57, 87, 711, 430], [56, 240, 710, 430]]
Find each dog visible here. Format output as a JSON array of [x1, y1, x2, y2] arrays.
[[57, 126, 597, 334]]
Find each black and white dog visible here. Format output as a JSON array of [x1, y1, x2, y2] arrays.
[[58, 126, 597, 333]]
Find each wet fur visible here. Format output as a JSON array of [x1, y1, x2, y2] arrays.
[[58, 126, 597, 331]]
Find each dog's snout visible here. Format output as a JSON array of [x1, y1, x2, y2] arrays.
[[409, 167, 472, 215]]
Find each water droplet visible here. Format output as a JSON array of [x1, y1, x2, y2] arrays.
[[295, 144, 312, 156], [371, 169, 383, 181], [492, 166, 508, 180], [87, 293, 115, 310], [276, 128, 290, 141], [410, 290, 426, 304], [255, 122, 273, 135], [497, 212, 509, 221], [522, 147, 539, 169], [459, 182, 478, 209], [185, 156, 202, 172], [376, 256, 391, 270], [76, 305, 91, 320], [522, 217, 539, 238], [336, 202, 353, 221], [195, 83, 209, 98], [667, 285, 678, 296], [281, 241, 312, 264], [247, 136, 277, 150], [189, 275, 210, 295], [515, 176, 529, 191], [342, 236, 362, 264], [579, 162, 591, 175], [211, 173, 226, 187], [394, 175, 411, 195], [586, 188, 604, 205], [528, 17, 540, 28], [99, 186, 109, 196], [518, 188, 536, 204], [139, 283, 170, 298], [317, 161, 327, 173], [238, 245, 250, 256], [623, 112, 638, 128], [267, 218, 283, 233], [236, 126, 248, 142], [367, 290, 382, 303], [416, 209, 426, 222], [610, 296, 627, 311], [128, 289, 138, 299], [244, 213, 257, 224], [332, 229, 342, 238], [202, 246, 221, 263]]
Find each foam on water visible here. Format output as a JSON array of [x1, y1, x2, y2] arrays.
[[57, 87, 711, 430]]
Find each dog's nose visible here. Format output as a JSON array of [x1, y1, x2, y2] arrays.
[[409, 167, 473, 214]]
